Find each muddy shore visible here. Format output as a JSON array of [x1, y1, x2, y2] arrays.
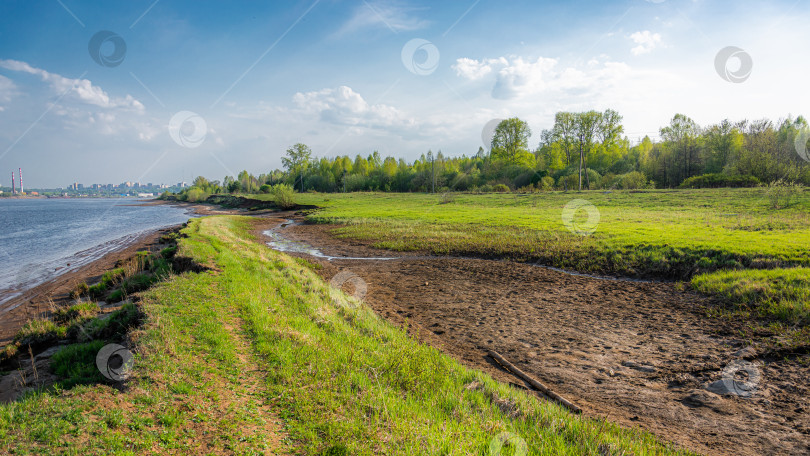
[[252, 214, 810, 456]]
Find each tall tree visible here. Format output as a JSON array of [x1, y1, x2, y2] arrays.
[[575, 111, 600, 190], [491, 117, 532, 165], [281, 143, 312, 192], [660, 114, 702, 184]]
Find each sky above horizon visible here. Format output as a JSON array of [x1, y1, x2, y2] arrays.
[[1, 0, 809, 188]]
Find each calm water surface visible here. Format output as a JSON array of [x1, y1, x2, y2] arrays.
[[0, 198, 193, 307]]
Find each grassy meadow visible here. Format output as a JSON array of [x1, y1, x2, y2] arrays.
[[0, 216, 695, 455], [251, 188, 810, 327]]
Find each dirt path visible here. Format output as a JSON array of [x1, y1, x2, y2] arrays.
[[254, 215, 809, 456]]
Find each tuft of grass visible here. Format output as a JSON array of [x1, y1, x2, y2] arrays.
[[69, 282, 89, 300], [50, 341, 108, 388], [14, 319, 66, 346], [52, 301, 99, 324], [693, 267, 810, 324]]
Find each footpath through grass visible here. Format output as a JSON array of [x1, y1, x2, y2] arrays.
[[270, 189, 810, 327], [0, 216, 694, 455]]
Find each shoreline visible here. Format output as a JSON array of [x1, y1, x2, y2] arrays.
[[0, 199, 272, 346], [0, 227, 180, 346]]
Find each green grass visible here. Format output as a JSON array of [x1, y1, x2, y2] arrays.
[[52, 302, 100, 324], [13, 319, 67, 346], [51, 340, 108, 388], [693, 268, 810, 324], [246, 189, 810, 325], [0, 216, 694, 455]]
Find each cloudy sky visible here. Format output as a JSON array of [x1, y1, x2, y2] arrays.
[[1, 0, 808, 188]]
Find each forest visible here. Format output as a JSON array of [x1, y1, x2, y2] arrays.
[[181, 111, 810, 199]]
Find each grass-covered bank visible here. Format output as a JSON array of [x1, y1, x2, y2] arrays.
[[249, 189, 809, 328], [0, 215, 694, 455]]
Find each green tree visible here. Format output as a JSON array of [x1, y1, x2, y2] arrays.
[[491, 118, 532, 165], [282, 143, 312, 192]]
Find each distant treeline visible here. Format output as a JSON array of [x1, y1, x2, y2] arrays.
[[175, 112, 810, 200]]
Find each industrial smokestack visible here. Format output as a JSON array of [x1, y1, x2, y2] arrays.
[[18, 168, 23, 194], [11, 172, 15, 195]]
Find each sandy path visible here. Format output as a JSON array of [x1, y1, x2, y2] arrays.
[[254, 214, 810, 456]]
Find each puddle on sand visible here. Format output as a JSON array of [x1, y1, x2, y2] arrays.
[[263, 220, 400, 261]]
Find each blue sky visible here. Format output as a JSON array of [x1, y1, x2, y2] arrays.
[[1, 0, 809, 187]]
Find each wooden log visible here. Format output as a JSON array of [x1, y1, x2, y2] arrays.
[[487, 349, 582, 414]]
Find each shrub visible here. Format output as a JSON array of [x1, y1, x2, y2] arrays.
[[271, 184, 296, 209], [539, 176, 555, 191], [618, 171, 649, 190], [478, 184, 494, 193], [493, 183, 510, 193], [585, 169, 602, 189], [259, 184, 272, 194], [184, 188, 209, 203], [767, 179, 803, 209], [599, 173, 618, 189], [679, 173, 760, 189], [559, 174, 579, 190]]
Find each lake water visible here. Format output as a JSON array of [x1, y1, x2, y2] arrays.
[[0, 198, 193, 307]]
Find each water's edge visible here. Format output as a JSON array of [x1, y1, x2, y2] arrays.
[[263, 219, 658, 284]]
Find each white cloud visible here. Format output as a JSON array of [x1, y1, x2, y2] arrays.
[[452, 57, 507, 80], [0, 59, 144, 111], [293, 85, 415, 131], [336, 1, 429, 35], [629, 30, 661, 55], [491, 56, 558, 99], [0, 74, 16, 109]]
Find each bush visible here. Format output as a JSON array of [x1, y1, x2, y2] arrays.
[[493, 183, 510, 193], [184, 188, 209, 203], [585, 169, 602, 189], [539, 176, 555, 191], [679, 173, 760, 189], [599, 173, 617, 189], [259, 184, 272, 194], [271, 184, 296, 209], [558, 174, 579, 190], [618, 171, 649, 190], [767, 179, 803, 209]]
